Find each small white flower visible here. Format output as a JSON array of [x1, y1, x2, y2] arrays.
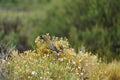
[[8, 62, 10, 64], [78, 66, 81, 69], [28, 76, 31, 78], [72, 61, 76, 64], [77, 78, 80, 80], [46, 71, 50, 74], [40, 76, 43, 79], [79, 59, 82, 62], [2, 59, 6, 63], [47, 54, 49, 57], [80, 73, 83, 76], [63, 57, 67, 60], [58, 58, 64, 61], [76, 72, 79, 75], [31, 71, 37, 75]]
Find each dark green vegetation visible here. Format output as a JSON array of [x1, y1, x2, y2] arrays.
[[0, 0, 120, 62]]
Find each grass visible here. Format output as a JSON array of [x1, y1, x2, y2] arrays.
[[0, 34, 120, 80], [0, 0, 64, 46]]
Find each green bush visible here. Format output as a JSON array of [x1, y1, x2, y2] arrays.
[[0, 0, 120, 61], [40, 0, 120, 61]]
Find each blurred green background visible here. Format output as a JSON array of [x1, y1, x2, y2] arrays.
[[0, 0, 120, 61]]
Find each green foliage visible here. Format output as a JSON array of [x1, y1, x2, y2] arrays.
[[0, 0, 51, 10], [0, 0, 120, 61], [69, 26, 79, 49], [41, 0, 120, 61]]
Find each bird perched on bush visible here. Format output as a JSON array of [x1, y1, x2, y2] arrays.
[[40, 35, 62, 53]]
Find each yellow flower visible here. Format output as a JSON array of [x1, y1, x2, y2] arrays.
[[11, 50, 19, 56], [35, 36, 41, 47]]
